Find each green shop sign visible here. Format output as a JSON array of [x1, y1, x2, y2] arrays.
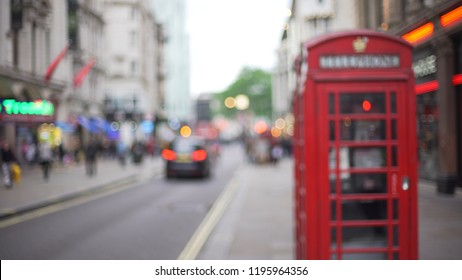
[[1, 99, 55, 116]]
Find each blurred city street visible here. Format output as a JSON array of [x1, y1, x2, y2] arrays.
[[1, 0, 462, 262], [0, 144, 461, 259]]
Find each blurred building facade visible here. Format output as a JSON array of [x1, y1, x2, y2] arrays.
[[151, 0, 191, 122], [102, 0, 165, 145], [63, 0, 106, 150], [274, 0, 462, 192], [1, 0, 167, 160], [272, 0, 359, 121], [0, 0, 68, 159], [386, 0, 462, 193]]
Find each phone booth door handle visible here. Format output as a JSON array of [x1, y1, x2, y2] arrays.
[[402, 176, 409, 191]]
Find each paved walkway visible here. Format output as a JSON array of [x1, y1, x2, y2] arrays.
[[198, 158, 294, 260], [418, 179, 462, 259], [1, 154, 461, 259], [0, 157, 162, 218], [198, 159, 462, 260]]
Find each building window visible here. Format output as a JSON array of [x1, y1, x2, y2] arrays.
[[131, 7, 137, 20], [401, 0, 407, 21], [382, 0, 391, 25], [417, 91, 438, 181], [323, 17, 331, 33], [130, 31, 137, 48], [68, 0, 79, 50], [46, 30, 51, 65], [423, 0, 434, 7], [32, 21, 36, 73], [131, 61, 137, 75]]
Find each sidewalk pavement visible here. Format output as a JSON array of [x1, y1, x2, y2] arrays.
[[418, 179, 462, 259], [198, 158, 462, 260], [1, 154, 462, 259], [0, 157, 162, 219], [198, 158, 294, 259]]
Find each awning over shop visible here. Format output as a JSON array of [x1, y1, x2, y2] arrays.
[[77, 115, 111, 135], [91, 116, 110, 132], [55, 121, 76, 133], [77, 115, 98, 133]]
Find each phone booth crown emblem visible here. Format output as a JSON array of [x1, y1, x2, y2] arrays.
[[353, 36, 368, 53]]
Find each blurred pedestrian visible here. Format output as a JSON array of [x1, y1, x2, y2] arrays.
[[26, 141, 37, 165], [116, 140, 127, 167], [57, 143, 65, 165], [1, 142, 17, 188], [146, 138, 155, 158], [131, 141, 144, 164], [85, 139, 99, 177], [73, 139, 82, 164], [38, 141, 53, 181], [20, 139, 29, 165], [270, 144, 284, 165]]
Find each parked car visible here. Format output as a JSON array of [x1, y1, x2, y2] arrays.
[[161, 136, 211, 178]]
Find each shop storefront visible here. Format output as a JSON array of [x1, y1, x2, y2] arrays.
[[413, 47, 439, 181], [456, 34, 462, 189], [400, 3, 462, 193], [0, 98, 59, 162]]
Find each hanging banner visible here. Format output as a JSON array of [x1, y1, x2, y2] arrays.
[[45, 44, 69, 82], [73, 58, 96, 88]]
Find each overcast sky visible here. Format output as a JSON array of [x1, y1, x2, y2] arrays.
[[186, 0, 291, 96]]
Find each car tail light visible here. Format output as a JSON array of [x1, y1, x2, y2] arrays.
[[162, 149, 176, 161], [191, 150, 207, 161]]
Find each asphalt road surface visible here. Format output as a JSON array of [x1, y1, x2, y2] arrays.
[[0, 144, 244, 259]]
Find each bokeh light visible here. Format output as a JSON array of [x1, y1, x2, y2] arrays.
[[224, 97, 236, 109], [180, 125, 192, 137], [235, 94, 249, 110], [362, 100, 372, 112], [275, 118, 286, 129], [271, 126, 282, 138], [254, 120, 268, 135]]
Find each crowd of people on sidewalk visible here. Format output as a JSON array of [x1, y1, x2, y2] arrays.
[[243, 134, 292, 165], [0, 142, 16, 189], [0, 137, 161, 189]]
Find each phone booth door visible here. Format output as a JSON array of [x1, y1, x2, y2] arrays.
[[317, 82, 415, 260]]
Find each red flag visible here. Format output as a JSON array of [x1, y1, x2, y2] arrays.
[[45, 45, 69, 82], [73, 58, 96, 88]]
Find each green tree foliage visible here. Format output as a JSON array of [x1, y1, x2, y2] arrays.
[[214, 67, 272, 120]]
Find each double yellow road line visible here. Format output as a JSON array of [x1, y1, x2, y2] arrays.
[[178, 171, 242, 260]]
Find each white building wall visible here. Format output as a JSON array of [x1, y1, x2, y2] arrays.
[[42, 0, 72, 124], [0, 1, 69, 148], [74, 0, 105, 117], [151, 0, 191, 121], [0, 1, 62, 83], [0, 1, 12, 66], [140, 8, 158, 116], [103, 0, 159, 143], [273, 0, 358, 117], [272, 40, 291, 118], [331, 0, 358, 31], [104, 0, 158, 111], [17, 23, 32, 72], [49, 0, 71, 84]]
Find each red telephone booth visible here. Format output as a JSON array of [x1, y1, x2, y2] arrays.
[[293, 30, 418, 260]]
